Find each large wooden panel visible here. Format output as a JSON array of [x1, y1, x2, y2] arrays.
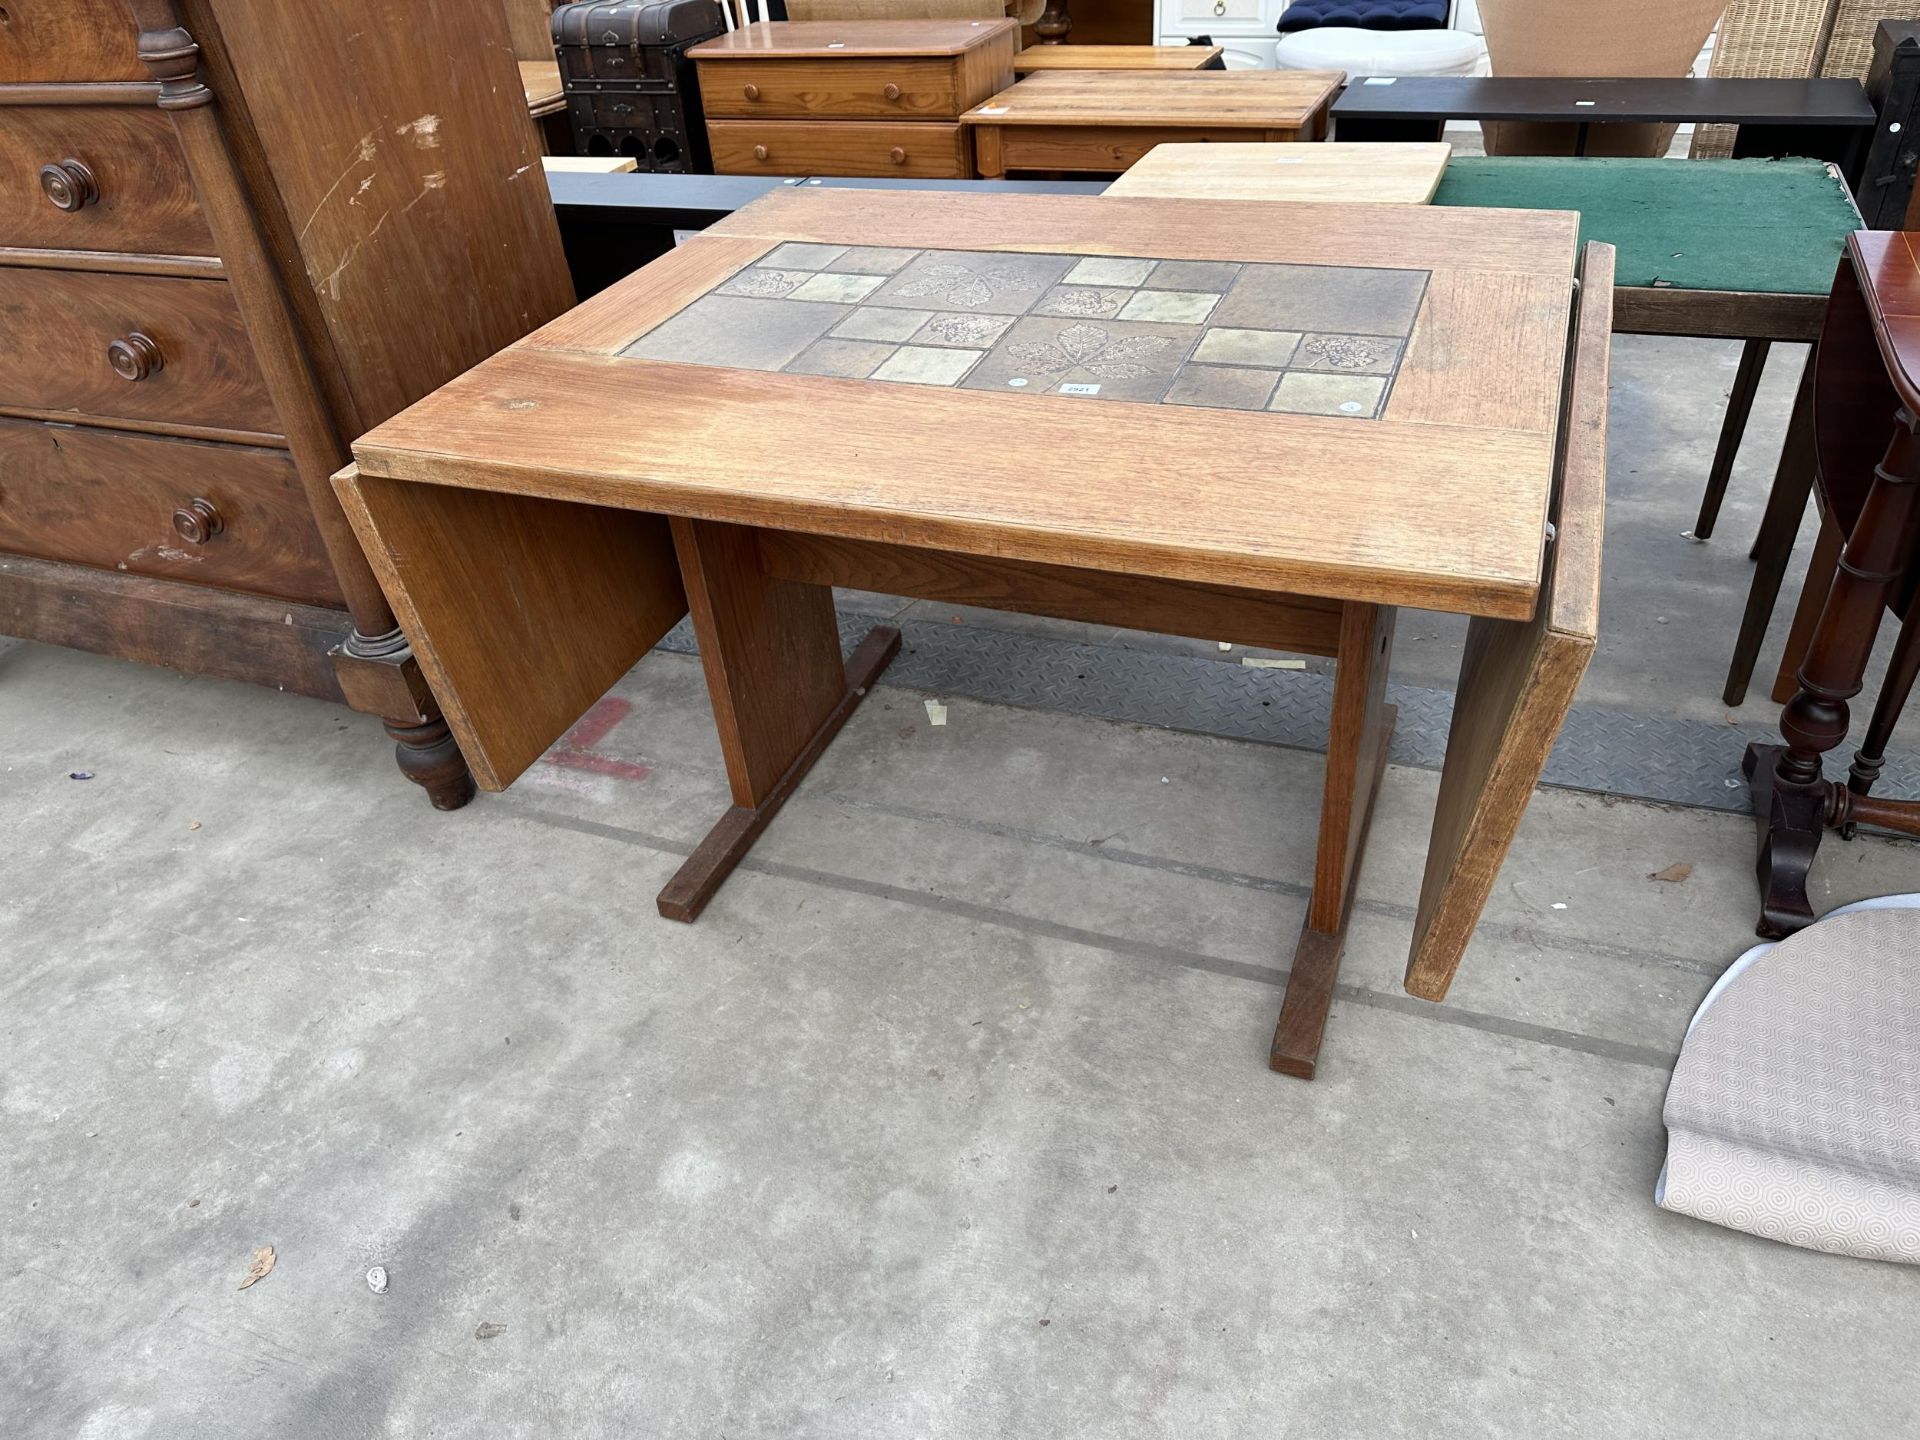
[[0, 419, 340, 604], [709, 119, 972, 178], [698, 58, 969, 120], [0, 0, 144, 82], [0, 105, 214, 257], [959, 69, 1342, 129], [333, 467, 689, 791], [1106, 142, 1452, 206], [0, 267, 278, 433], [1403, 241, 1614, 1002], [181, 0, 575, 438]]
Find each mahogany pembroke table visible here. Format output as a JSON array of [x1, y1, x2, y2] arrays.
[[336, 190, 1611, 1079]]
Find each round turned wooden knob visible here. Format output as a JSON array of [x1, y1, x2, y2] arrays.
[[889, 146, 907, 165], [107, 332, 163, 382], [753, 144, 769, 161], [743, 83, 760, 100], [883, 83, 901, 100], [39, 158, 98, 212], [171, 497, 224, 545]]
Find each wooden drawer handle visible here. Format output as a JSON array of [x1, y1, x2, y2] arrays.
[[753, 144, 769, 161], [742, 83, 760, 101], [107, 333, 163, 382], [171, 497, 224, 545], [39, 158, 99, 212], [883, 83, 901, 101], [889, 146, 907, 165]]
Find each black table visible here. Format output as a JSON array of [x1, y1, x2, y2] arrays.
[[1331, 77, 1876, 181]]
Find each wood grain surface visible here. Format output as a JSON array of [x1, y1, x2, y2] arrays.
[[690, 19, 1019, 58], [0, 267, 279, 433], [1105, 142, 1452, 205], [0, 105, 215, 256], [0, 0, 144, 82], [1016, 45, 1222, 72], [699, 58, 974, 120], [708, 119, 972, 178], [0, 419, 341, 604], [960, 70, 1343, 128]]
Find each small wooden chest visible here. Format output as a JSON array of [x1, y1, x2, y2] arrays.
[[691, 19, 1018, 179]]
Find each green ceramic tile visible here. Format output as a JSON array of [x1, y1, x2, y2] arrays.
[[824, 246, 921, 274], [1065, 256, 1156, 286], [1215, 264, 1427, 337], [621, 294, 848, 371], [1163, 365, 1281, 411], [832, 308, 934, 342], [912, 312, 1015, 348], [1268, 371, 1388, 419], [1293, 333, 1404, 376], [871, 345, 984, 385], [764, 242, 848, 270], [1141, 260, 1239, 291], [1192, 326, 1301, 368], [788, 272, 889, 303], [784, 338, 895, 379], [1117, 290, 1221, 325], [1034, 286, 1132, 320]]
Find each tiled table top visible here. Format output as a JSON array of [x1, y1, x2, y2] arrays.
[[621, 242, 1430, 419]]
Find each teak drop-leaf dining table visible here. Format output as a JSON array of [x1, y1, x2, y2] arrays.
[[336, 190, 1612, 1079]]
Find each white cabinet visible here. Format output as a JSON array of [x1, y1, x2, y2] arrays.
[[1159, 0, 1286, 61], [1215, 37, 1280, 68]]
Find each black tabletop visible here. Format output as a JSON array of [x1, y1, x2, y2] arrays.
[[1330, 76, 1875, 126]]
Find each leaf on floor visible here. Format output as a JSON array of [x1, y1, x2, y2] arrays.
[[924, 700, 948, 727], [1648, 862, 1694, 884], [475, 1321, 508, 1340], [238, 1245, 276, 1290]]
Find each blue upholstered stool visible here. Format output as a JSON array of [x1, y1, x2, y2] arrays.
[[1277, 0, 1450, 32]]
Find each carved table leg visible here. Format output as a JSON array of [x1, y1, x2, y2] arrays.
[[1724, 363, 1816, 706], [1035, 0, 1071, 44], [1749, 408, 1920, 937], [337, 624, 476, 811], [1270, 602, 1396, 1081], [656, 519, 900, 922], [1841, 596, 1920, 836]]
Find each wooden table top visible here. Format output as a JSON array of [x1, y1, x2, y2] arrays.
[[1329, 75, 1874, 126], [962, 70, 1346, 129], [1850, 230, 1920, 413], [689, 18, 1018, 59], [1106, 142, 1452, 205], [1014, 45, 1224, 73], [351, 189, 1579, 619]]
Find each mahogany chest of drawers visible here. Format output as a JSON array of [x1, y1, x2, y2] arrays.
[[0, 0, 574, 807], [691, 19, 1018, 179]]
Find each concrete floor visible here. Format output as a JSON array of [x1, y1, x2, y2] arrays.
[[4, 338, 1919, 1436]]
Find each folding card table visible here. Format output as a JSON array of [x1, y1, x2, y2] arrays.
[[337, 189, 1611, 1079]]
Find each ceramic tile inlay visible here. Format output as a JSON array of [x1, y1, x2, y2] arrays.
[[619, 249, 1431, 418]]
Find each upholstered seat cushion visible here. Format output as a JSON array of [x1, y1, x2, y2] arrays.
[[1275, 26, 1483, 77], [1277, 0, 1449, 32]]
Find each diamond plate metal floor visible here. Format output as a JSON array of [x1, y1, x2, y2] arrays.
[[657, 611, 1920, 815]]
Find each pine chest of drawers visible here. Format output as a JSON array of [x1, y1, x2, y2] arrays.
[[0, 0, 574, 808], [691, 19, 1018, 179]]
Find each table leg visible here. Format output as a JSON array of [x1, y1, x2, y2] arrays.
[[1842, 598, 1920, 836], [1034, 0, 1070, 43], [1270, 602, 1396, 1081], [656, 518, 900, 922], [1694, 338, 1770, 540], [1769, 513, 1842, 704], [1723, 362, 1817, 707], [1746, 409, 1920, 937]]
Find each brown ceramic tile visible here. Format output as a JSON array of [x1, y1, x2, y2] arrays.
[[1192, 327, 1301, 368], [1291, 333, 1404, 376], [763, 242, 848, 270], [784, 338, 895, 379], [621, 294, 848, 371], [868, 250, 1077, 315], [832, 307, 934, 342], [1033, 286, 1133, 320], [1214, 264, 1428, 337], [871, 345, 985, 385], [1163, 365, 1280, 411], [962, 316, 1200, 404], [912, 312, 1016, 348]]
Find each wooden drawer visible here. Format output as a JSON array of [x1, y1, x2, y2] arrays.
[[0, 106, 214, 258], [0, 0, 144, 82], [0, 419, 343, 606], [0, 268, 279, 435], [699, 57, 969, 120], [709, 119, 972, 179]]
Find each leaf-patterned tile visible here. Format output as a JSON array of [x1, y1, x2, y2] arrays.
[[867, 250, 1076, 314], [1033, 286, 1132, 320], [1292, 333, 1404, 376], [911, 312, 1016, 348], [714, 267, 815, 299], [962, 316, 1200, 404]]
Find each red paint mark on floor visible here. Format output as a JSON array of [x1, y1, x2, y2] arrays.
[[545, 748, 653, 783], [562, 697, 633, 751]]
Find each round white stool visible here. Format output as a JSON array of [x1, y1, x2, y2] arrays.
[[1274, 26, 1486, 78]]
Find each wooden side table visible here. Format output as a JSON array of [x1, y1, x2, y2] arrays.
[[1746, 230, 1920, 937], [1014, 44, 1225, 72], [338, 189, 1611, 1080], [1106, 141, 1452, 205], [961, 70, 1344, 178]]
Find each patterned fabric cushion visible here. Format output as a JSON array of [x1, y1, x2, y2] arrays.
[[1277, 0, 1450, 32]]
